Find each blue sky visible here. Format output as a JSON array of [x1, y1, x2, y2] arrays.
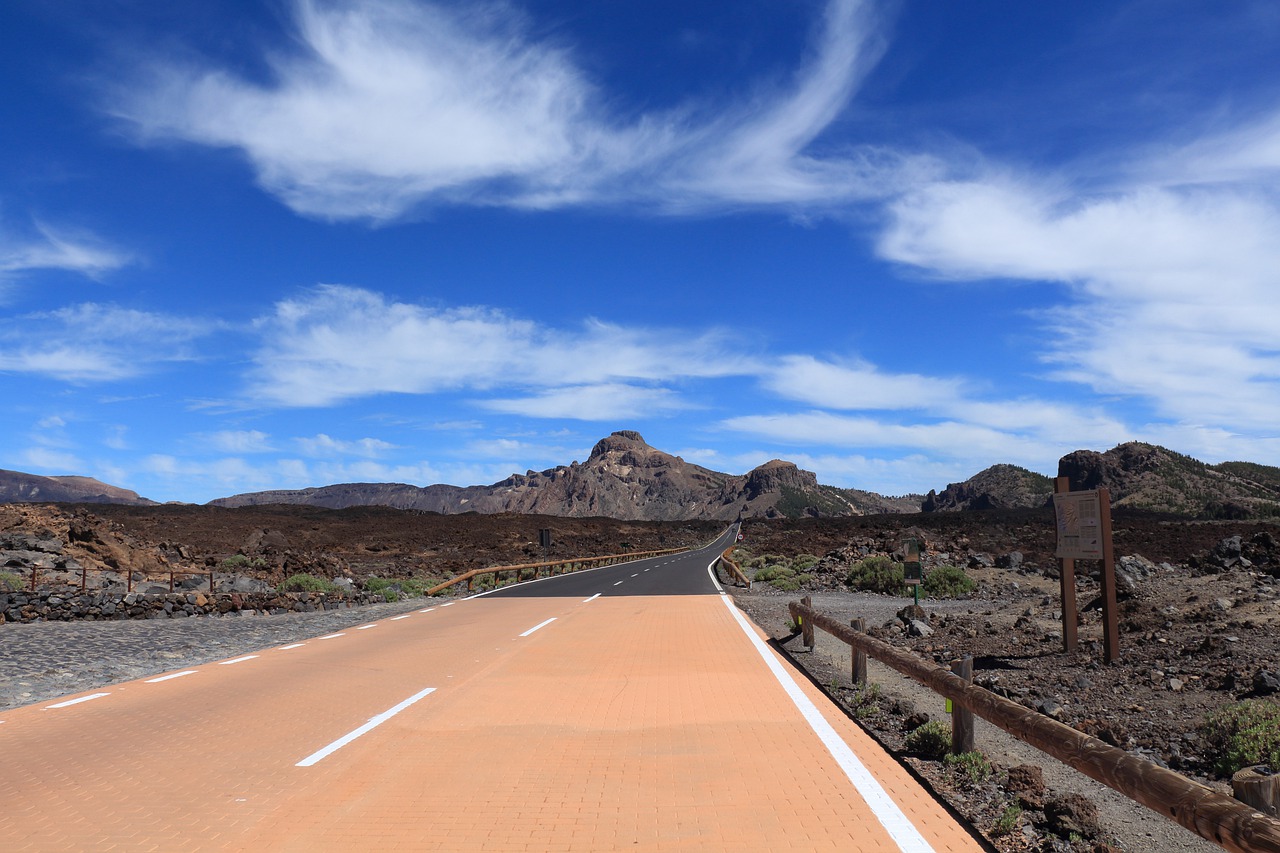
[[3, 0, 1279, 504]]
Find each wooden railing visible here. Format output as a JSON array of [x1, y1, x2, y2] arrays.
[[716, 547, 750, 587], [788, 598, 1280, 853], [427, 548, 686, 595], [8, 564, 214, 595]]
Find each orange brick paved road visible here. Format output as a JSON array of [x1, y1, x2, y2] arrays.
[[1, 546, 983, 851]]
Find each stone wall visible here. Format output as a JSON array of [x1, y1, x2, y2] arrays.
[[0, 589, 392, 624]]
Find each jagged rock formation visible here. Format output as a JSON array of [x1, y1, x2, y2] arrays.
[[210, 430, 916, 520], [922, 464, 1054, 512], [1058, 442, 1280, 519], [0, 469, 154, 505]]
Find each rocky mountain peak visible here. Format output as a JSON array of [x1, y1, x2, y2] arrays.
[[589, 430, 652, 459]]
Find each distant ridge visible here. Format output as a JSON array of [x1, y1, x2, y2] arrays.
[[209, 430, 919, 521], [0, 469, 155, 506]]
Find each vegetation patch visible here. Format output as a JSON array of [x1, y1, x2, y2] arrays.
[[277, 573, 337, 594], [904, 720, 952, 760], [1203, 699, 1280, 777], [846, 555, 905, 595], [0, 570, 24, 591], [922, 564, 976, 598], [945, 750, 993, 785], [221, 554, 267, 570]]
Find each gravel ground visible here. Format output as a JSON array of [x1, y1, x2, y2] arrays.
[[0, 597, 429, 711], [730, 586, 1221, 853]]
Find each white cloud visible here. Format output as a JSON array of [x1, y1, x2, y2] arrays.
[[295, 433, 397, 457], [879, 176, 1280, 435], [0, 221, 132, 280], [18, 447, 84, 473], [762, 355, 964, 410], [0, 303, 212, 382], [248, 285, 746, 407], [479, 384, 688, 421], [203, 430, 274, 453], [111, 0, 897, 219]]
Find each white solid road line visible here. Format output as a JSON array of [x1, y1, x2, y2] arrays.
[[45, 693, 110, 709], [296, 687, 437, 767], [218, 655, 259, 666], [145, 671, 198, 683], [519, 617, 557, 637], [719, 595, 934, 853]]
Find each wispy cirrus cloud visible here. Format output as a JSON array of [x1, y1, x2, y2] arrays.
[[109, 0, 897, 219], [0, 220, 132, 280], [0, 303, 211, 382]]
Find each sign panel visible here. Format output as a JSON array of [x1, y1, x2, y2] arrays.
[[903, 537, 922, 586], [1053, 491, 1104, 560]]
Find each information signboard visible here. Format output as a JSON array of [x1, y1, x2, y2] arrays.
[[1053, 491, 1103, 560], [903, 538, 922, 586]]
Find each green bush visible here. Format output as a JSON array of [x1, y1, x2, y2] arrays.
[[993, 804, 1022, 836], [278, 573, 337, 594], [945, 750, 993, 785], [1203, 700, 1280, 776], [792, 554, 819, 571], [923, 565, 976, 598], [364, 576, 428, 602], [904, 720, 952, 760], [0, 570, 24, 591], [221, 554, 267, 570], [846, 555, 905, 595]]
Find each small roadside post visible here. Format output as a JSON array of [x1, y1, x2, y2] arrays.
[[539, 528, 552, 562], [903, 537, 922, 605]]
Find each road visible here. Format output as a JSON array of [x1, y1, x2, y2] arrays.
[[1, 526, 982, 851]]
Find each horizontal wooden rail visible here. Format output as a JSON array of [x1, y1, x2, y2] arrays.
[[788, 600, 1280, 853], [717, 547, 750, 587], [427, 547, 686, 596]]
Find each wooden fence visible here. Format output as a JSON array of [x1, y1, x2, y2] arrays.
[[788, 598, 1280, 853]]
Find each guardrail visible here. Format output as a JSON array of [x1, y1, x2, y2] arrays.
[[426, 547, 687, 595], [716, 547, 750, 587], [788, 597, 1280, 853]]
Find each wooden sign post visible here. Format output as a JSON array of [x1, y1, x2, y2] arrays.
[[1052, 485, 1120, 663], [1054, 477, 1078, 653], [903, 537, 922, 605]]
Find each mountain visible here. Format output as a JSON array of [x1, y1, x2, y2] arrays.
[[0, 469, 155, 505], [210, 430, 918, 520], [1058, 442, 1280, 519], [921, 464, 1054, 512]]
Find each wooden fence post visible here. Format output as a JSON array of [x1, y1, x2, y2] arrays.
[[951, 656, 975, 754], [801, 595, 814, 650], [1054, 476, 1079, 653], [851, 618, 867, 685], [1098, 487, 1120, 663]]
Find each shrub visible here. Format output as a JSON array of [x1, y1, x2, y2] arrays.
[[923, 565, 976, 598], [993, 804, 1022, 836], [221, 554, 267, 570], [846, 555, 905, 595], [792, 554, 819, 571], [945, 750, 993, 785], [278, 573, 337, 594], [0, 570, 24, 591], [1203, 700, 1280, 776], [904, 720, 952, 760]]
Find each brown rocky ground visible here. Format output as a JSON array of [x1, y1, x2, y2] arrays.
[[733, 509, 1280, 851]]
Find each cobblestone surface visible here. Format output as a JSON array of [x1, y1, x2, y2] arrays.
[[0, 597, 430, 710]]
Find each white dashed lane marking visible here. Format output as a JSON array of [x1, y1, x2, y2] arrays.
[[280, 643, 306, 651], [146, 671, 198, 683], [318, 633, 345, 640], [391, 614, 412, 621], [219, 655, 259, 666], [46, 693, 110, 710], [296, 687, 437, 768], [519, 617, 556, 637], [356, 624, 377, 630], [583, 593, 601, 603]]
